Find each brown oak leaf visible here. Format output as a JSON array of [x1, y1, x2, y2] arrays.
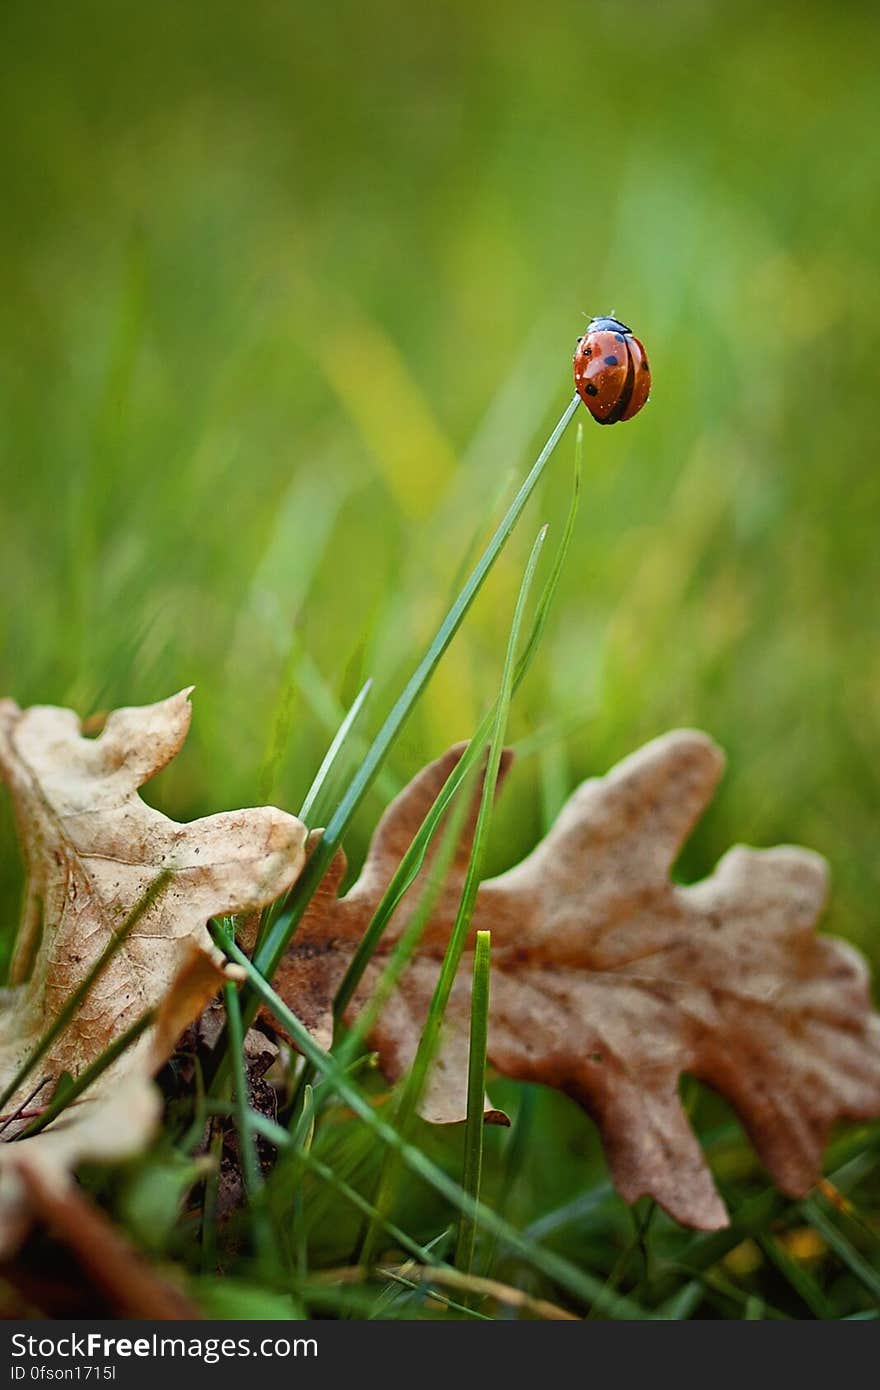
[[7, 1156, 199, 1318], [272, 733, 880, 1231], [0, 689, 307, 1253]]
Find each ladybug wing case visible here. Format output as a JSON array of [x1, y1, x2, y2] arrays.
[[619, 334, 651, 421], [574, 329, 632, 423]]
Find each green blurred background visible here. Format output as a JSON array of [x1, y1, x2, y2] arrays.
[[1, 0, 878, 982]]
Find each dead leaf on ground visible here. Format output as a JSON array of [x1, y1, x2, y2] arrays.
[[7, 1139, 200, 1319], [0, 689, 307, 1254], [272, 734, 880, 1231]]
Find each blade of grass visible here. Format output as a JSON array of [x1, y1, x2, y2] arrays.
[[656, 1279, 704, 1320], [674, 1263, 790, 1320], [360, 524, 548, 1266], [370, 1267, 493, 1321], [510, 419, 583, 679], [286, 1280, 455, 1320], [585, 1207, 655, 1322], [207, 395, 579, 1093], [368, 1241, 448, 1320], [255, 677, 373, 955], [298, 677, 373, 825], [443, 465, 519, 603], [333, 432, 581, 1030], [222, 970, 276, 1270], [294, 646, 399, 804], [0, 1076, 52, 1138], [296, 1160, 441, 1273], [481, 1085, 539, 1283], [250, 395, 580, 992], [290, 1082, 316, 1281], [454, 929, 491, 1277], [329, 758, 479, 1078], [651, 1129, 880, 1307], [0, 870, 171, 1114], [233, 1105, 450, 1272], [523, 1182, 616, 1242], [200, 1123, 223, 1275], [331, 739, 484, 1029], [210, 929, 651, 1318], [291, 1083, 316, 1152], [293, 792, 478, 1267], [381, 1261, 579, 1321], [756, 1231, 835, 1319], [800, 1195, 880, 1302], [17, 1008, 156, 1138]]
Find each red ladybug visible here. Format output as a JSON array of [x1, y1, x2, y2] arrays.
[[573, 316, 651, 424]]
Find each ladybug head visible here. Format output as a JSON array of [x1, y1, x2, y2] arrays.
[[588, 315, 631, 335]]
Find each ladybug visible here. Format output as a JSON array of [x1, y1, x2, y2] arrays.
[[573, 316, 651, 424]]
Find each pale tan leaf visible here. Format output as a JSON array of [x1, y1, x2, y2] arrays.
[[274, 734, 880, 1231], [0, 689, 307, 1253]]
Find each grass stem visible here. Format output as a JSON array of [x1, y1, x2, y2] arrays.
[[454, 928, 491, 1278]]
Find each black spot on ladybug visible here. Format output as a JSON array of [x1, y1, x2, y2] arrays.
[[614, 332, 625, 342], [642, 359, 649, 371], [584, 345, 592, 357], [585, 383, 598, 397], [603, 355, 619, 367]]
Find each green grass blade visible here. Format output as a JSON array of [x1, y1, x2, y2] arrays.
[[800, 1195, 880, 1302], [293, 646, 399, 806], [18, 1007, 156, 1138], [222, 973, 278, 1270], [523, 1182, 616, 1241], [756, 1232, 835, 1319], [360, 524, 548, 1266], [333, 439, 581, 1027], [223, 982, 261, 1198], [206, 405, 579, 1092], [200, 1125, 223, 1275], [213, 1100, 486, 1313], [512, 419, 582, 679], [290, 783, 475, 1107], [241, 1107, 446, 1271], [255, 677, 373, 954], [331, 735, 484, 1026], [334, 762, 479, 1072], [252, 396, 579, 989], [0, 870, 171, 1114], [454, 928, 491, 1277], [291, 1082, 316, 1152], [210, 928, 650, 1318], [656, 1280, 704, 1320], [370, 1267, 492, 1321], [298, 676, 373, 826], [384, 525, 547, 1104]]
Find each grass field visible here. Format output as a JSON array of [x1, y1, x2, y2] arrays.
[[2, 0, 879, 1318]]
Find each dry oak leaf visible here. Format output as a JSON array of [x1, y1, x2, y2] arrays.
[[8, 1154, 199, 1318], [274, 733, 880, 1231], [0, 689, 307, 1254]]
